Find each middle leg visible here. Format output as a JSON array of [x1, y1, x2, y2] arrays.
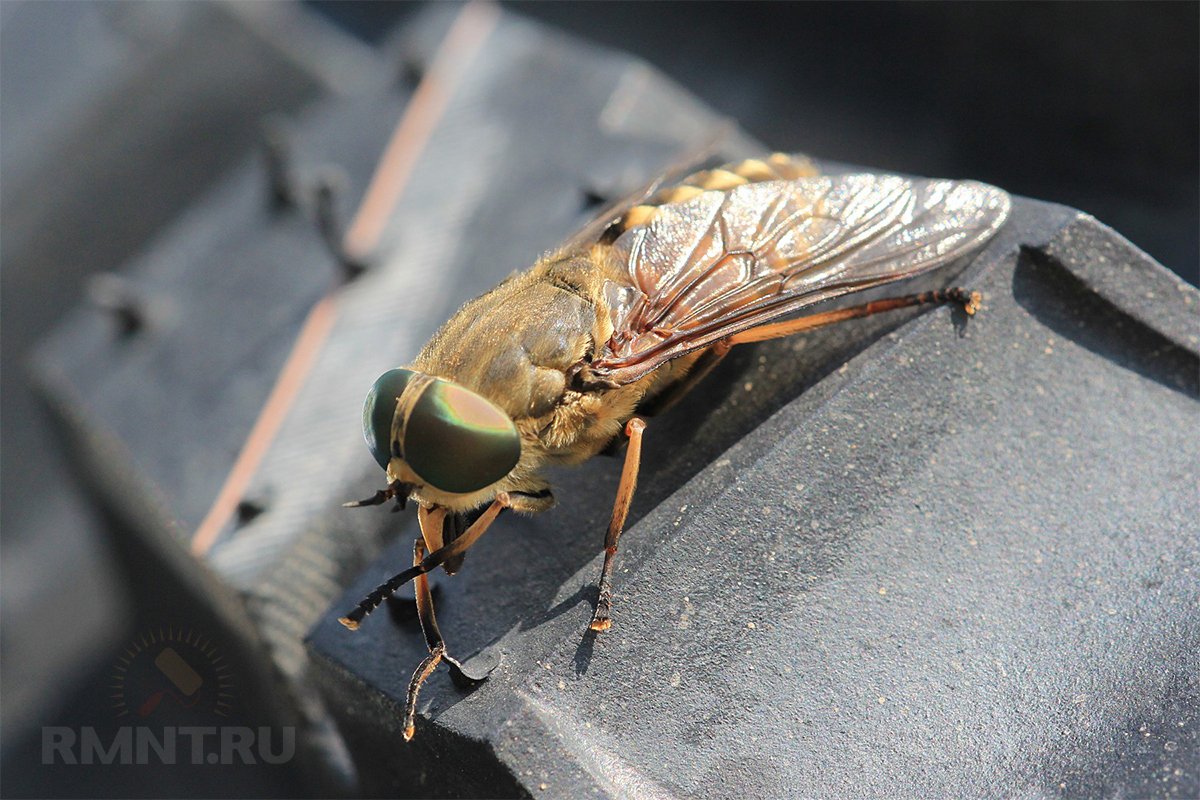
[[589, 416, 647, 632]]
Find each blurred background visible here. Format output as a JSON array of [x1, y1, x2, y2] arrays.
[[2, 2, 1196, 797]]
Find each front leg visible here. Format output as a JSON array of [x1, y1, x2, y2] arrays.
[[589, 417, 647, 632], [339, 495, 509, 629]]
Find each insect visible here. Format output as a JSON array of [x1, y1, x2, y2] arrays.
[[337, 153, 1011, 739]]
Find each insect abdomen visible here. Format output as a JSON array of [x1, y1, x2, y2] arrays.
[[612, 153, 819, 235]]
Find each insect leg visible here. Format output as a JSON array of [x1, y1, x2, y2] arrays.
[[414, 506, 476, 676], [728, 287, 982, 346], [589, 417, 647, 632], [339, 494, 510, 630], [440, 510, 471, 575], [404, 537, 443, 741], [418, 504, 448, 551]]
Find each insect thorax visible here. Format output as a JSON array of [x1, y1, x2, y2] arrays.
[[411, 257, 605, 425]]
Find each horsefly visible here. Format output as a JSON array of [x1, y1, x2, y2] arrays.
[[338, 153, 1010, 739]]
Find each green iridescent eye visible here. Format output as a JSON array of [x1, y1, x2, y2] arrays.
[[404, 380, 520, 494], [362, 368, 415, 469]]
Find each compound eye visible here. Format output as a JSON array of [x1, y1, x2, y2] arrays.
[[404, 380, 520, 494], [361, 368, 415, 469]]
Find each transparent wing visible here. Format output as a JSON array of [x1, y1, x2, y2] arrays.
[[589, 174, 1011, 384]]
